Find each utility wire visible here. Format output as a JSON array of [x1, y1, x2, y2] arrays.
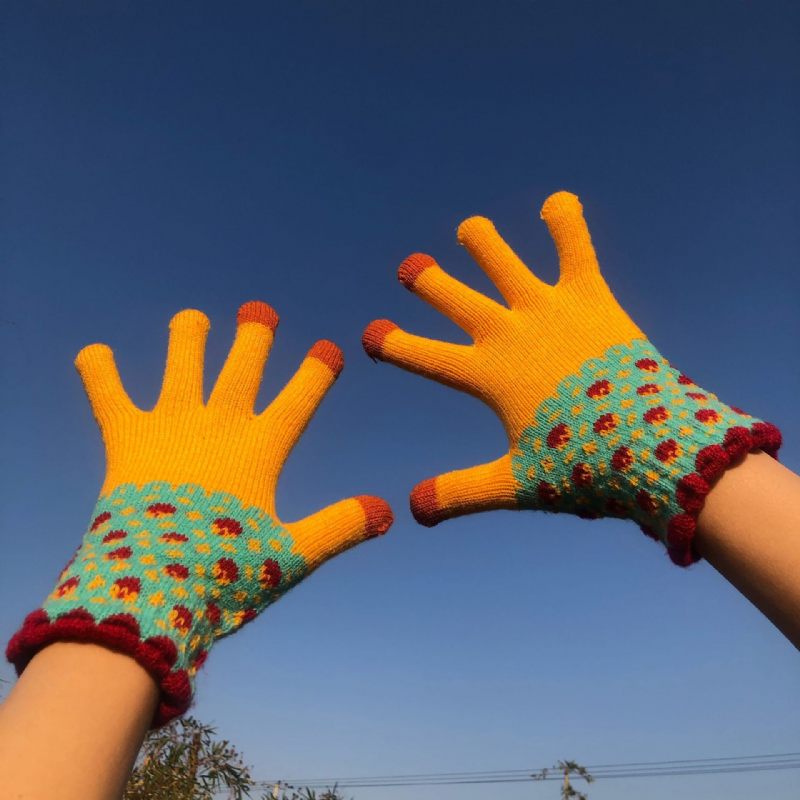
[[272, 751, 800, 783], [276, 751, 799, 782], [264, 751, 800, 790]]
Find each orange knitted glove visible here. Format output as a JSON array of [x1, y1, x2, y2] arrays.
[[363, 192, 780, 565], [7, 302, 393, 726]]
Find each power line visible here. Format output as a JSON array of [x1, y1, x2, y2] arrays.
[[276, 751, 800, 782], [263, 752, 800, 790], [271, 751, 800, 783]]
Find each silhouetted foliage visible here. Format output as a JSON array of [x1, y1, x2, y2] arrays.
[[532, 759, 594, 800], [124, 717, 256, 800], [124, 716, 346, 800]]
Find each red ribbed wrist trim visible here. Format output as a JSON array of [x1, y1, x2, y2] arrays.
[[6, 608, 192, 728], [662, 420, 782, 567]]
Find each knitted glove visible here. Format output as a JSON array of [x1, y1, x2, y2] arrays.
[[7, 302, 393, 726], [362, 192, 781, 566]]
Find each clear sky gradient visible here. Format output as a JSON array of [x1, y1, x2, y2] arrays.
[[2, 3, 798, 798]]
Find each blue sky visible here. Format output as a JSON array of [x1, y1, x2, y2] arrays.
[[2, 2, 798, 798]]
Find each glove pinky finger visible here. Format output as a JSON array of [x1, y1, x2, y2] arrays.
[[285, 496, 393, 568]]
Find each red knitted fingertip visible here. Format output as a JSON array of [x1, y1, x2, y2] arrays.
[[356, 496, 394, 539], [398, 253, 436, 290], [410, 478, 442, 527], [308, 340, 344, 376], [362, 320, 398, 360], [6, 609, 192, 728], [237, 301, 279, 331]]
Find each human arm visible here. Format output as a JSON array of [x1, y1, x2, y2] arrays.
[[695, 450, 800, 648], [0, 643, 158, 800]]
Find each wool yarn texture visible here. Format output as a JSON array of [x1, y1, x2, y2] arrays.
[[362, 191, 781, 566], [7, 301, 393, 726]]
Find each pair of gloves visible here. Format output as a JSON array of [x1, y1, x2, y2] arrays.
[[7, 192, 781, 726]]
